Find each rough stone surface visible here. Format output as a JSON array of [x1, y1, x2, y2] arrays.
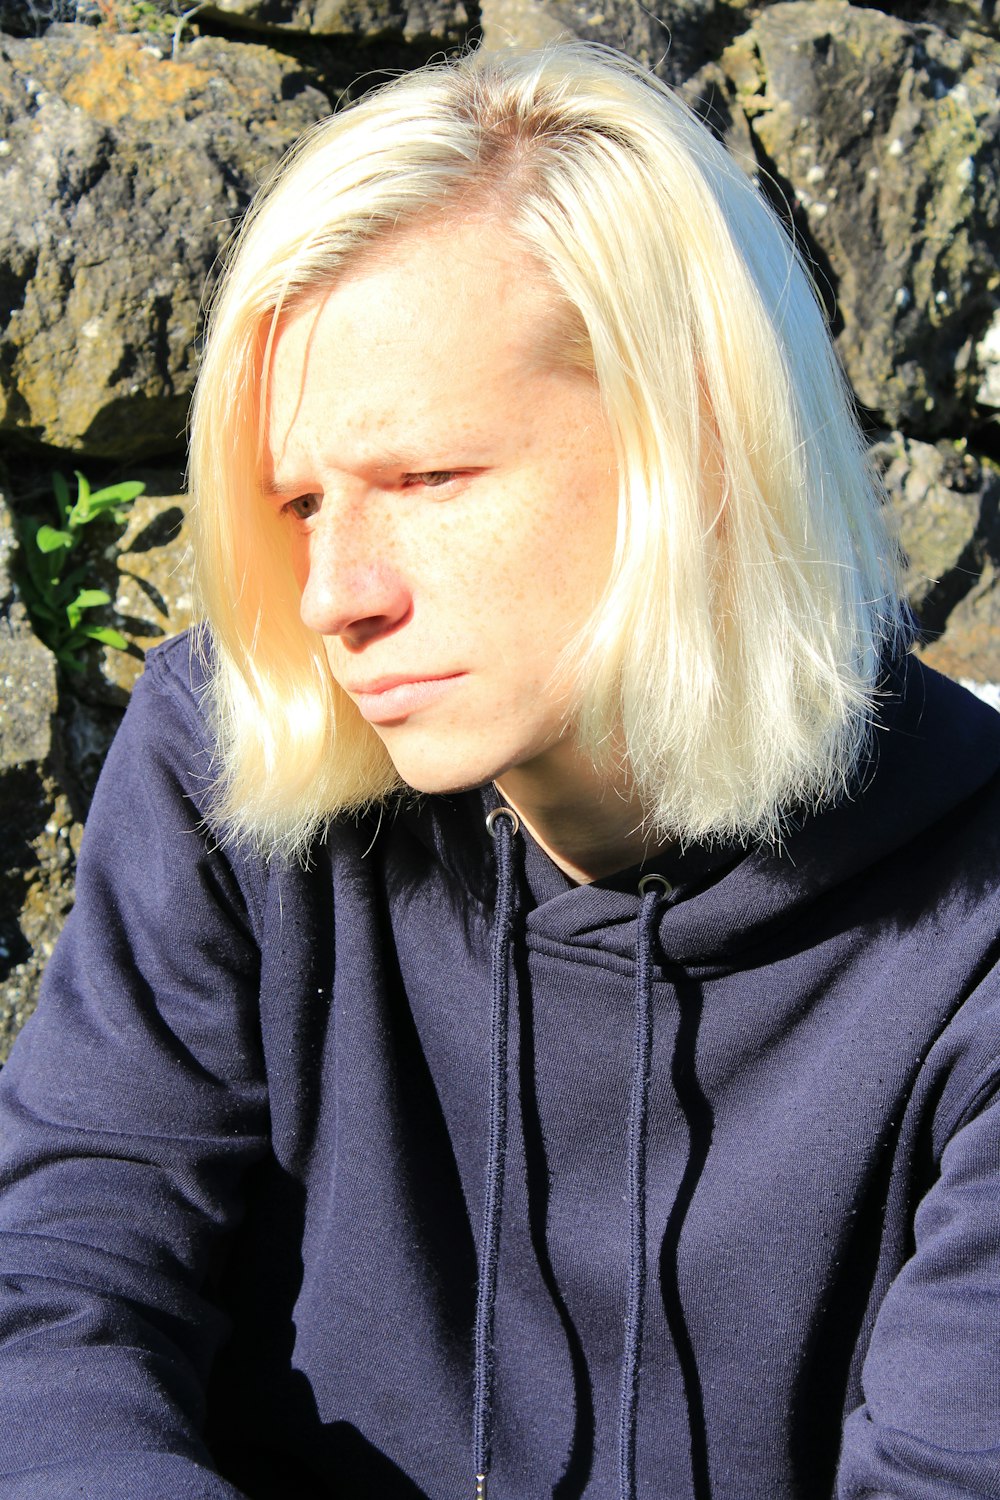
[[873, 432, 1000, 685], [0, 785, 78, 1063], [0, 480, 72, 1061], [874, 432, 997, 621], [0, 27, 331, 458], [67, 478, 195, 803], [721, 2, 1000, 435], [200, 0, 474, 42], [0, 493, 56, 772], [919, 562, 1000, 682], [105, 485, 193, 694], [883, 2, 1000, 39], [479, 0, 578, 51], [0, 465, 194, 1056], [480, 0, 745, 85]]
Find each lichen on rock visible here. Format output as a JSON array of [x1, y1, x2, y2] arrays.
[[874, 431, 1000, 685], [0, 27, 331, 458], [199, 0, 474, 42], [720, 1, 1000, 435], [0, 479, 76, 1058]]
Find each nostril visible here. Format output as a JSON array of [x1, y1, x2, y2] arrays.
[[298, 558, 413, 646], [339, 598, 414, 651]]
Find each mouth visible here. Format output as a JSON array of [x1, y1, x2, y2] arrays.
[[345, 673, 466, 724]]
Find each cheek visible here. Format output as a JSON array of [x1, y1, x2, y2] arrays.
[[539, 461, 619, 611], [259, 511, 311, 610], [490, 483, 618, 662], [288, 540, 310, 593]]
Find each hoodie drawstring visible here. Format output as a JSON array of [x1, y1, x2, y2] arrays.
[[477, 809, 670, 1500], [475, 805, 520, 1500], [619, 873, 672, 1500]]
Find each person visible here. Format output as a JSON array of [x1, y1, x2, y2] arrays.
[[0, 40, 998, 1500]]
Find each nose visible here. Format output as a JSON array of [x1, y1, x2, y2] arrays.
[[298, 501, 412, 650]]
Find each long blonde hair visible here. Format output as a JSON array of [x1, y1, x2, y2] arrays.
[[189, 42, 909, 861]]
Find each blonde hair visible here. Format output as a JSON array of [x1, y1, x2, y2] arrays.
[[189, 42, 909, 861]]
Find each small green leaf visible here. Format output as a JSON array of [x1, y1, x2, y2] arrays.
[[68, 470, 93, 526], [82, 625, 129, 651], [53, 578, 86, 612], [92, 481, 145, 507], [16, 468, 144, 669], [35, 525, 73, 554], [66, 588, 112, 630], [73, 588, 113, 610], [52, 472, 71, 525]]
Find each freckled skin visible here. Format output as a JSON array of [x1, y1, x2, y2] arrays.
[[266, 221, 644, 879]]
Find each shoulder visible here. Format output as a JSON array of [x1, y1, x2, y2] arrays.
[[881, 655, 1000, 788], [841, 655, 1000, 873], [80, 629, 281, 932], [130, 627, 216, 763]]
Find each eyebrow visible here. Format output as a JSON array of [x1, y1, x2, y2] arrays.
[[263, 444, 489, 495], [262, 457, 409, 496], [261, 475, 301, 498]]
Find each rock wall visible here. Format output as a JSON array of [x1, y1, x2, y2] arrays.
[[1, 0, 998, 1054]]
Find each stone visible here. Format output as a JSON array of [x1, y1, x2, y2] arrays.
[[0, 596, 55, 771], [919, 561, 1000, 685], [96, 479, 193, 703], [478, 0, 577, 52], [0, 1, 69, 35], [872, 432, 998, 630], [54, 473, 195, 802], [0, 787, 79, 1063], [17, 464, 192, 770], [0, 479, 74, 1061], [882, 2, 1000, 40], [0, 26, 331, 460], [0, 493, 57, 773], [479, 0, 769, 83], [0, 463, 196, 1054], [872, 432, 1000, 690], [721, 2, 1000, 436], [976, 307, 1000, 406], [199, 0, 473, 43]]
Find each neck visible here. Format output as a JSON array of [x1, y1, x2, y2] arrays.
[[494, 749, 666, 885]]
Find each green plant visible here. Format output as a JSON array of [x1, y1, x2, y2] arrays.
[[19, 471, 145, 672], [93, 0, 208, 54]]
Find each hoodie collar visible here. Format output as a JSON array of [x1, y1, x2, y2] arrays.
[[396, 656, 1000, 968]]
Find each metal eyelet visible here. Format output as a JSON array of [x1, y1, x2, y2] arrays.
[[485, 806, 520, 837], [638, 873, 672, 896]]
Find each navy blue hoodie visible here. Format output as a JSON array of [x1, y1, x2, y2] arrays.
[[0, 630, 998, 1499]]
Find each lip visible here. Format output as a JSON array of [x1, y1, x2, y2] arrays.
[[346, 672, 465, 724]]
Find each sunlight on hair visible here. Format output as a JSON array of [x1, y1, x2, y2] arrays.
[[189, 42, 909, 862]]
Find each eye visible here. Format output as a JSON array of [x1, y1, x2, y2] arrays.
[[282, 492, 321, 520], [401, 471, 458, 489]]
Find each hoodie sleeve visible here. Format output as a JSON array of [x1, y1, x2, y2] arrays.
[[838, 975, 1000, 1500], [0, 640, 267, 1499]]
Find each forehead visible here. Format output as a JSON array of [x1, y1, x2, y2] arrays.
[[264, 221, 578, 476]]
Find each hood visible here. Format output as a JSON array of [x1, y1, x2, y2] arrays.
[[399, 655, 1000, 970]]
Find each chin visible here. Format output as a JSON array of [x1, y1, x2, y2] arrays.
[[393, 764, 498, 798], [382, 742, 512, 800], [377, 724, 554, 799]]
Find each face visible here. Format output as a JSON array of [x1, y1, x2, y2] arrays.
[[264, 220, 619, 802]]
